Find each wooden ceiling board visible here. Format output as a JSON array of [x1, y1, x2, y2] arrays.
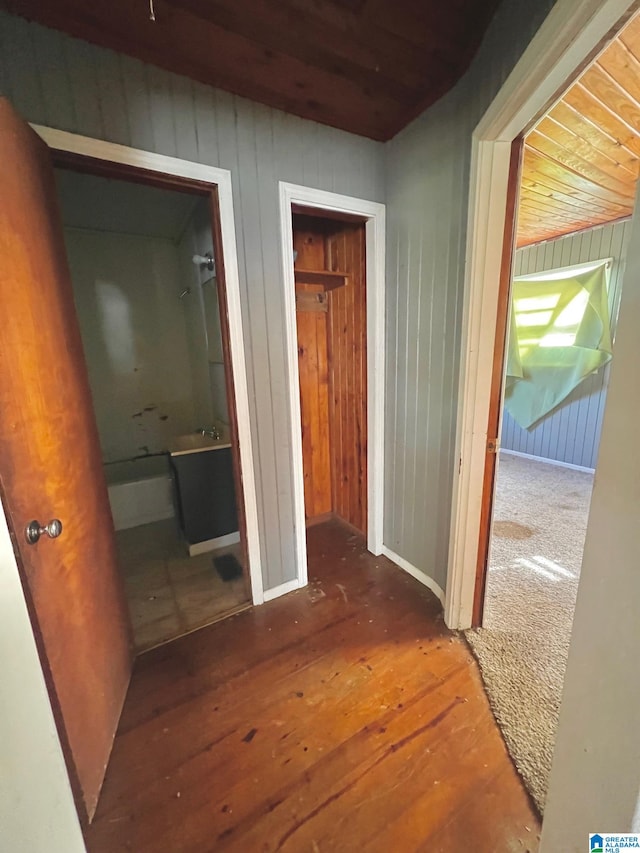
[[536, 116, 638, 182], [563, 85, 640, 157], [2, 0, 501, 141], [522, 148, 634, 209], [517, 13, 640, 247], [526, 131, 636, 201], [519, 179, 626, 227], [545, 102, 639, 174]]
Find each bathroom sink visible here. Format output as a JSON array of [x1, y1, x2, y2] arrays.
[[168, 432, 231, 456], [168, 432, 239, 555]]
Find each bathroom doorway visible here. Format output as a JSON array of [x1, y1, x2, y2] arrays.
[[53, 158, 252, 651]]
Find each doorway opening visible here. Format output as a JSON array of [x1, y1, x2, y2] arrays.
[[292, 209, 368, 540], [0, 107, 262, 824], [278, 184, 385, 595], [52, 161, 253, 651], [464, 8, 639, 814]]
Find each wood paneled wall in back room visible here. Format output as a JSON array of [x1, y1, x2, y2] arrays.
[[293, 215, 367, 534], [501, 219, 631, 470], [0, 9, 385, 593]]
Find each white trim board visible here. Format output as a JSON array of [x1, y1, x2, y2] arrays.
[[445, 0, 639, 630], [499, 448, 595, 474], [278, 182, 386, 592], [263, 578, 303, 603], [381, 547, 446, 606], [31, 124, 265, 606]]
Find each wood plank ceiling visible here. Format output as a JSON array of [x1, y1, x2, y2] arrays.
[[517, 12, 640, 247], [2, 0, 501, 141]]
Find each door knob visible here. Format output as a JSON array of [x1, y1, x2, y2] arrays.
[[25, 519, 63, 545]]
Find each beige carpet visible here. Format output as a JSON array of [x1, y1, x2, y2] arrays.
[[465, 451, 593, 813]]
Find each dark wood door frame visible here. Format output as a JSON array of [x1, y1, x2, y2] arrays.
[[471, 137, 523, 627], [51, 148, 253, 601]]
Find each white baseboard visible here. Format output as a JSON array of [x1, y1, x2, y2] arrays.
[[188, 531, 241, 557], [381, 546, 446, 605], [263, 578, 302, 603], [500, 448, 595, 473]]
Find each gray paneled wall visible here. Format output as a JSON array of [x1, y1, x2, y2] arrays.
[[501, 220, 631, 470], [0, 10, 385, 592], [384, 0, 557, 591]]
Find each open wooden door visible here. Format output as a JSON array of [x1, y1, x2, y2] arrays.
[[0, 99, 133, 822], [472, 137, 523, 626]]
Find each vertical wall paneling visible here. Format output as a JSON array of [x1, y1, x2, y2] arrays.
[[294, 224, 331, 523], [384, 0, 557, 591], [0, 0, 562, 594], [120, 57, 154, 152], [502, 220, 630, 469], [296, 288, 332, 518], [294, 219, 332, 519], [0, 9, 385, 592], [293, 215, 367, 533], [327, 224, 368, 533]]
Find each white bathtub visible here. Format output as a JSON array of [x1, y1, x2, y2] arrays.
[[105, 455, 174, 531]]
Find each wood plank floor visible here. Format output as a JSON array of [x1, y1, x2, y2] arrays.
[[85, 520, 540, 853]]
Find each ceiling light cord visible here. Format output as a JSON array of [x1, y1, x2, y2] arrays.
[[149, 0, 156, 22]]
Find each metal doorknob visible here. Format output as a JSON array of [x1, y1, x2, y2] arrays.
[[25, 519, 63, 545]]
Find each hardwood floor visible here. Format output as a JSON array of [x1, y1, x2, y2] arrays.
[[86, 520, 540, 853]]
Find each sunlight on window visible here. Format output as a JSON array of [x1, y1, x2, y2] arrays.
[[514, 294, 561, 312], [516, 310, 554, 327], [506, 259, 612, 427], [554, 289, 589, 328], [538, 290, 590, 348], [539, 333, 577, 348]]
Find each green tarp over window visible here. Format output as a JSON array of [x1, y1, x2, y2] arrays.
[[504, 261, 612, 430]]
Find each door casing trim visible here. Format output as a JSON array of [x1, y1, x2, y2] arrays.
[[32, 124, 265, 605], [445, 0, 639, 629], [278, 183, 386, 592]]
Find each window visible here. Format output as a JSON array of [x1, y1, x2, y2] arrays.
[[504, 260, 612, 429]]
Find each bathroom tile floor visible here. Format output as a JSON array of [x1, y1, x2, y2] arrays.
[[116, 519, 250, 651]]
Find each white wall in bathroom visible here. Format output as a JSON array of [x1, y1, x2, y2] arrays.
[[65, 227, 199, 462], [177, 199, 230, 427]]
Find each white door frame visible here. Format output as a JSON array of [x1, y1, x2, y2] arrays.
[[32, 124, 265, 605], [445, 0, 639, 630], [278, 182, 385, 589]]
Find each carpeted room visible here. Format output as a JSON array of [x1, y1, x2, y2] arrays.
[[465, 56, 634, 809], [460, 9, 640, 811]]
